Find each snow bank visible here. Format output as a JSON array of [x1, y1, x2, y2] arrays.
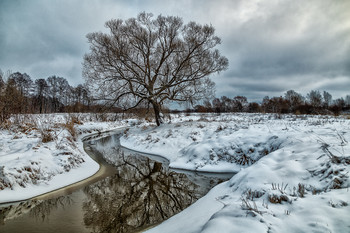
[[0, 113, 130, 203], [120, 113, 350, 232]]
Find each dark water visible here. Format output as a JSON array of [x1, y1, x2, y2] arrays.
[[0, 132, 233, 233]]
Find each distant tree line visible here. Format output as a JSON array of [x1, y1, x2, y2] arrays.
[[190, 90, 350, 115], [1, 69, 349, 123], [0, 70, 96, 122]]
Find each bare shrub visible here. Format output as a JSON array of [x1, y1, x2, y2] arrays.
[[271, 183, 288, 194], [37, 122, 55, 143], [268, 182, 291, 204], [0, 119, 12, 130], [0, 166, 13, 190], [309, 143, 350, 190], [297, 183, 305, 197], [241, 197, 266, 216], [40, 129, 54, 143], [63, 117, 77, 141], [268, 194, 290, 204], [67, 113, 83, 125], [244, 189, 265, 201], [329, 200, 348, 208]]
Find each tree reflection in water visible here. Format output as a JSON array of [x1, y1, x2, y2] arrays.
[[0, 196, 73, 225], [0, 133, 230, 233], [83, 145, 199, 233]]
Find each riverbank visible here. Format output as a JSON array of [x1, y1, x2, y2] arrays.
[[0, 113, 130, 203], [1, 113, 349, 232], [120, 113, 350, 233]]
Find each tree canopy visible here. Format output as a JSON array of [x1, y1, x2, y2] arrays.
[[83, 12, 228, 125]]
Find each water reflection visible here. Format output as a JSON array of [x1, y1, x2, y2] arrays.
[[0, 196, 73, 225], [0, 132, 232, 233], [83, 135, 199, 232]]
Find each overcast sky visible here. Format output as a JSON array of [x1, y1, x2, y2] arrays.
[[1, 0, 349, 101]]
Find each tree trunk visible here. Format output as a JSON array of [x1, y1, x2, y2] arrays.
[[152, 102, 163, 126]]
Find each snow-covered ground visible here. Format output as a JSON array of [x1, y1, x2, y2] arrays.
[[120, 113, 350, 233], [0, 113, 130, 203], [1, 113, 350, 232]]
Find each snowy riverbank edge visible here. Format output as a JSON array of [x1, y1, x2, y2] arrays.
[[0, 114, 130, 204], [1, 113, 349, 232], [120, 113, 350, 233]]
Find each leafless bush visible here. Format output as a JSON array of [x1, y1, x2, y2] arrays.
[[268, 182, 291, 204], [63, 116, 77, 141], [244, 189, 265, 201], [0, 119, 12, 130], [40, 129, 54, 143], [240, 189, 267, 216], [297, 183, 305, 197], [329, 200, 348, 208], [241, 197, 266, 216], [67, 113, 83, 125], [37, 122, 55, 143], [271, 183, 288, 194], [268, 194, 290, 204], [309, 143, 350, 190], [0, 166, 13, 190]]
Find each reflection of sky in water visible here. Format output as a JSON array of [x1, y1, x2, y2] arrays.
[[0, 133, 232, 233]]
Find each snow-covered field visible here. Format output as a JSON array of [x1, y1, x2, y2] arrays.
[[0, 113, 130, 203], [120, 113, 350, 233], [1, 112, 350, 232]]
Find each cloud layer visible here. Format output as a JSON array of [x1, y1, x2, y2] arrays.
[[0, 0, 349, 100]]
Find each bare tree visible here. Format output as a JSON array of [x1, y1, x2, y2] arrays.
[[262, 96, 271, 113], [83, 12, 228, 125], [9, 72, 33, 96], [233, 95, 248, 112], [345, 95, 350, 107], [35, 79, 49, 113], [47, 75, 61, 112], [323, 91, 332, 108], [212, 98, 222, 113], [56, 77, 71, 106], [220, 96, 232, 112], [203, 100, 213, 112], [284, 90, 304, 112], [307, 90, 323, 108], [1, 78, 22, 121]]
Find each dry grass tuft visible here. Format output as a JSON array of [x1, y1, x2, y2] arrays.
[[268, 194, 290, 204], [241, 198, 266, 216], [40, 128, 54, 143], [271, 182, 288, 194], [63, 116, 78, 141]]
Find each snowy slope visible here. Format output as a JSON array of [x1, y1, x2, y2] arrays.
[[0, 113, 130, 203], [120, 113, 350, 233]]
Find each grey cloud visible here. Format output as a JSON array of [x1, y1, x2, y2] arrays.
[[212, 0, 350, 100], [0, 0, 349, 100]]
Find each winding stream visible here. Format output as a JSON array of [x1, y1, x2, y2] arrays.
[[0, 130, 233, 233]]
